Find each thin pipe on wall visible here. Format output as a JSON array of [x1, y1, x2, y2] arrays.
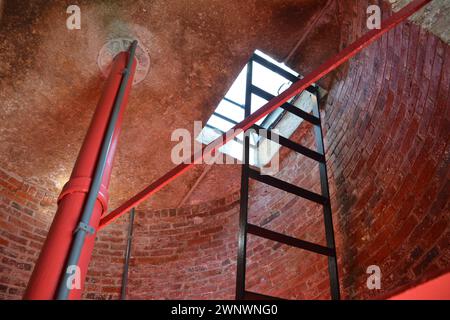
[[121, 208, 135, 300]]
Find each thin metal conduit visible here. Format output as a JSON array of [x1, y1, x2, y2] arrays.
[[120, 208, 135, 300]]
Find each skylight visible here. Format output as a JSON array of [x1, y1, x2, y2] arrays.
[[197, 50, 318, 168]]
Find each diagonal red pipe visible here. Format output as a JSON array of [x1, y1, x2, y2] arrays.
[[99, 0, 431, 229]]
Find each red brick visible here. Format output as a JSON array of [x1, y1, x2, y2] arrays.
[[1, 1, 449, 302]]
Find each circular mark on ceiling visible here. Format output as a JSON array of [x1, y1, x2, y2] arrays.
[[98, 38, 150, 85]]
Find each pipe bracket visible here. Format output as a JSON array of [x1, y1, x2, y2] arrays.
[[74, 221, 95, 235]]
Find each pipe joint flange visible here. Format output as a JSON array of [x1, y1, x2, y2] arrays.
[[98, 38, 149, 86], [58, 177, 109, 214]]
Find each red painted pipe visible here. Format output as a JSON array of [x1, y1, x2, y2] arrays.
[[389, 272, 450, 300], [24, 51, 136, 300], [99, 0, 431, 229]]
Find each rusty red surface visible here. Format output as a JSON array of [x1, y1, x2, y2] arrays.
[[99, 0, 432, 229]]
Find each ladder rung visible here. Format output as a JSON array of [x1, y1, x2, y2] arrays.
[[251, 124, 325, 163], [248, 168, 328, 205], [224, 97, 245, 109], [251, 85, 320, 126], [251, 54, 317, 94], [206, 124, 258, 149], [213, 112, 238, 125], [247, 224, 334, 257], [280, 102, 321, 126], [244, 290, 284, 300]]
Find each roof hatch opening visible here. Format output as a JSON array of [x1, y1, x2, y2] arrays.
[[197, 50, 324, 169]]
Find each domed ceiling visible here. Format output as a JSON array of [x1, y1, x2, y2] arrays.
[[0, 0, 445, 210]]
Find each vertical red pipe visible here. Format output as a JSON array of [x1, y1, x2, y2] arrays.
[[24, 51, 136, 300]]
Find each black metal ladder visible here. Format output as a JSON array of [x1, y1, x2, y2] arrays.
[[235, 54, 340, 300]]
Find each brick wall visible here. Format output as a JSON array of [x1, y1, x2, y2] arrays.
[[83, 194, 240, 300], [0, 0, 448, 300], [325, 1, 450, 298], [82, 212, 130, 299], [85, 186, 328, 300], [84, 0, 449, 300], [0, 168, 55, 299], [324, 0, 449, 299]]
